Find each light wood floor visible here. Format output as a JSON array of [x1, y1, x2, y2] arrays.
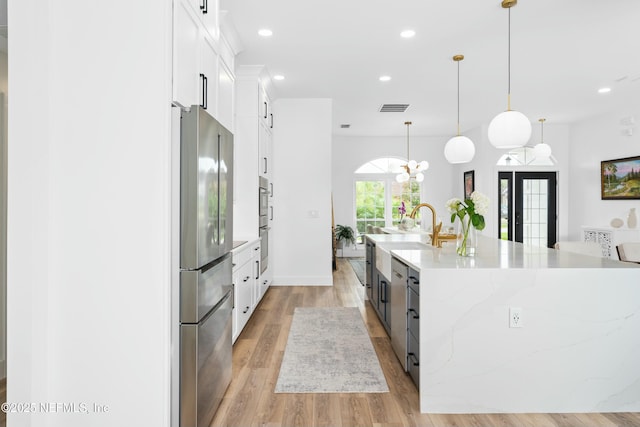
[[211, 259, 640, 427]]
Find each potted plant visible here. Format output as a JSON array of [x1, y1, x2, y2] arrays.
[[335, 224, 356, 249]]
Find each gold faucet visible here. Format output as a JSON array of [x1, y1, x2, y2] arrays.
[[409, 203, 443, 247]]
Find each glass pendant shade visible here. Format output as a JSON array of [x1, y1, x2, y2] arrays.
[[415, 172, 424, 182], [418, 160, 429, 170], [534, 142, 552, 159], [444, 135, 475, 164], [488, 110, 532, 149]]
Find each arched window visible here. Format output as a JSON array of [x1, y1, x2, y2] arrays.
[[353, 158, 422, 236]]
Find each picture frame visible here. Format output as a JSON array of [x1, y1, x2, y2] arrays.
[[463, 170, 475, 200], [601, 155, 640, 200]]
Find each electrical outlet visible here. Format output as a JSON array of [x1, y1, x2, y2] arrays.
[[509, 307, 523, 328]]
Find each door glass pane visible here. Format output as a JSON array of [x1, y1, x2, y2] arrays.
[[355, 181, 385, 234], [499, 174, 511, 240], [522, 178, 549, 247]]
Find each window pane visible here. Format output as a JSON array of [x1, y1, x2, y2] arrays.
[[355, 180, 385, 233], [390, 180, 421, 226]]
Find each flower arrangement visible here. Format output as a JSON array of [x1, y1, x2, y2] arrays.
[[397, 201, 415, 230], [446, 191, 489, 256]]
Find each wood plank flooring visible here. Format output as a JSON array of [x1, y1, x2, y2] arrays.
[[211, 259, 639, 427]]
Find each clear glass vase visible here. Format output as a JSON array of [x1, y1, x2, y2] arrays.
[[456, 216, 477, 257]]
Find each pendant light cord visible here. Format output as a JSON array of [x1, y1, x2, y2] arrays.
[[406, 122, 410, 161], [507, 6, 511, 110], [457, 60, 461, 136]]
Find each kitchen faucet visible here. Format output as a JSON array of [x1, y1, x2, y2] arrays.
[[408, 203, 457, 248]]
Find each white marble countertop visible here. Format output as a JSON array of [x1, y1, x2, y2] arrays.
[[367, 234, 639, 270]]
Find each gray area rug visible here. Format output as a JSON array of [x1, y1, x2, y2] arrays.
[[347, 257, 365, 285], [274, 307, 389, 393]]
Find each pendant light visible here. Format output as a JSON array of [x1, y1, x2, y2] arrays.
[[533, 118, 552, 159], [396, 121, 428, 183], [488, 0, 531, 149], [444, 54, 475, 164]]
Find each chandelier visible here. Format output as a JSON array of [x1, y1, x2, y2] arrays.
[[396, 121, 428, 183]]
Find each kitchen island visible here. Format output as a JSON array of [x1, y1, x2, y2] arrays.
[[366, 234, 640, 414]]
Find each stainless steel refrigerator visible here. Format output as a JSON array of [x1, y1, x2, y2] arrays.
[[179, 106, 233, 427]]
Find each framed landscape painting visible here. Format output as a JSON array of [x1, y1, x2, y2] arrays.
[[601, 155, 640, 199]]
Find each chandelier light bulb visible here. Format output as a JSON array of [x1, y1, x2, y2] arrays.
[[415, 172, 424, 183], [418, 160, 429, 171], [444, 135, 476, 164], [488, 110, 532, 149], [408, 160, 417, 170], [395, 174, 404, 183]]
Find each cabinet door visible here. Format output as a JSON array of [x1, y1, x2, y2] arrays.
[[217, 60, 234, 131], [173, 0, 200, 107], [199, 34, 218, 114], [258, 121, 272, 179], [259, 86, 269, 123], [235, 261, 254, 339]]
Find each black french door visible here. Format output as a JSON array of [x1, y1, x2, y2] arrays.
[[499, 172, 557, 248]]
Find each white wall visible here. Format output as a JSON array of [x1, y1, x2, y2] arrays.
[[8, 1, 172, 426], [569, 108, 640, 239], [272, 99, 333, 285]]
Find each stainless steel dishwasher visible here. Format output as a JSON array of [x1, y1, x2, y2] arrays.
[[390, 257, 408, 370]]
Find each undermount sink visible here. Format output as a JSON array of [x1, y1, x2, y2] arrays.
[[375, 241, 430, 279]]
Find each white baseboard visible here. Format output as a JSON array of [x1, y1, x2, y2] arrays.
[[272, 276, 333, 286]]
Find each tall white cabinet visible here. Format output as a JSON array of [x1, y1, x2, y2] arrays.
[[234, 66, 275, 297]]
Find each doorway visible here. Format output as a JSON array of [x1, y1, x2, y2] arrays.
[[498, 171, 557, 248]]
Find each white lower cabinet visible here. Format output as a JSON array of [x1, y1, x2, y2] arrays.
[[232, 239, 260, 342]]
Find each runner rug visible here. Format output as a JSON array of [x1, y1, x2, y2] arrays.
[[274, 307, 389, 393]]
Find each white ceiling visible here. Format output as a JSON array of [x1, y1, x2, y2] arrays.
[[220, 0, 640, 137]]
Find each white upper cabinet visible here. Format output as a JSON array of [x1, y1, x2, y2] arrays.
[[173, 0, 232, 114], [200, 34, 219, 114], [183, 0, 219, 40], [217, 60, 234, 132]]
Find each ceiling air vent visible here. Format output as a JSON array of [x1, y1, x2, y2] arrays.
[[379, 104, 410, 113], [340, 124, 351, 129]]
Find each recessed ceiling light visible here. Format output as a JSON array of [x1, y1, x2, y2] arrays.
[[273, 75, 285, 81], [379, 76, 391, 82], [598, 87, 611, 94], [258, 29, 273, 37], [400, 30, 415, 38]]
